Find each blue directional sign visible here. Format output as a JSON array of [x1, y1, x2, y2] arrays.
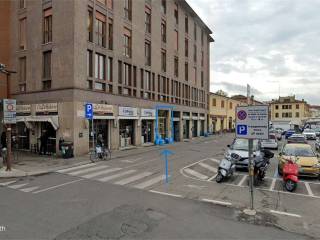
[[160, 149, 174, 184], [85, 103, 93, 119]]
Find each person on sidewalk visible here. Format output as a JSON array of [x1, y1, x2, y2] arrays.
[[39, 131, 48, 155]]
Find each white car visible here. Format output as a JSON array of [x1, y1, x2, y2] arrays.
[[261, 134, 278, 150], [302, 129, 317, 140]]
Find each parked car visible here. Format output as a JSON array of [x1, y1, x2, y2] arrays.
[[261, 134, 278, 150], [315, 138, 320, 152], [287, 134, 308, 144], [225, 138, 261, 169], [270, 130, 282, 141], [278, 143, 320, 177], [275, 128, 285, 135], [302, 129, 317, 140], [285, 130, 296, 139], [313, 128, 320, 137]]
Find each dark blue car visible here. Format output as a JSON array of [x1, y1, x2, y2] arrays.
[[285, 130, 296, 139]]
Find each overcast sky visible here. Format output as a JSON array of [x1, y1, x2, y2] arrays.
[[187, 0, 320, 104]]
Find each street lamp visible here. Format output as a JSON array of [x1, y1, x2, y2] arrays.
[[0, 63, 17, 171]]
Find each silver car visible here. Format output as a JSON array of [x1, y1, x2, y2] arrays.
[[225, 138, 262, 169]]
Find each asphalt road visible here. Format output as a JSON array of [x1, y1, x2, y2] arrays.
[[0, 134, 318, 239]]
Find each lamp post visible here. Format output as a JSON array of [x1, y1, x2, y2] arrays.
[[0, 63, 17, 171]]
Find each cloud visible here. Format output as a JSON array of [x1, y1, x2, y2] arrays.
[[187, 0, 320, 104], [212, 81, 262, 96]]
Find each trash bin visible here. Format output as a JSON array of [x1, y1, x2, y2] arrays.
[[61, 141, 74, 159]]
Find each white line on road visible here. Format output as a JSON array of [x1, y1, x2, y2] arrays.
[[208, 158, 220, 164], [33, 179, 84, 194], [269, 178, 276, 191], [120, 158, 142, 163], [8, 183, 28, 189], [207, 174, 218, 181], [201, 199, 232, 206], [68, 165, 109, 176], [270, 210, 301, 218], [0, 180, 17, 186], [20, 186, 40, 193], [149, 190, 182, 198], [304, 182, 314, 196], [56, 163, 97, 173], [134, 175, 166, 189], [198, 162, 217, 172], [81, 167, 122, 179], [237, 175, 247, 186], [184, 168, 208, 180], [114, 172, 153, 185], [98, 170, 137, 182]]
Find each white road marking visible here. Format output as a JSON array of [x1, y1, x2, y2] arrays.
[[81, 167, 121, 179], [149, 190, 182, 198], [184, 168, 208, 180], [98, 170, 137, 182], [120, 158, 142, 163], [68, 165, 109, 176], [185, 184, 207, 190], [269, 178, 276, 191], [56, 163, 97, 173], [8, 183, 28, 189], [237, 175, 247, 186], [201, 199, 232, 206], [208, 158, 220, 163], [0, 180, 17, 186], [20, 186, 40, 193], [198, 162, 217, 172], [304, 182, 314, 196], [114, 172, 153, 185], [207, 174, 218, 181], [134, 175, 166, 189], [270, 210, 301, 218], [33, 179, 84, 194]]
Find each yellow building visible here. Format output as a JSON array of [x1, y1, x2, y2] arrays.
[[270, 96, 311, 126], [209, 93, 243, 133]]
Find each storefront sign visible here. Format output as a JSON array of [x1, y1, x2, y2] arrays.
[[141, 109, 155, 117], [3, 99, 16, 124], [119, 107, 138, 117], [36, 103, 58, 113], [93, 104, 114, 115], [16, 104, 31, 116]]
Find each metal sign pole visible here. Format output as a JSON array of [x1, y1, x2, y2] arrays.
[[92, 118, 94, 150], [6, 125, 12, 171], [248, 138, 254, 210]]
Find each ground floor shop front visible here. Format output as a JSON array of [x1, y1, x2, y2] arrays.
[[11, 102, 208, 156]]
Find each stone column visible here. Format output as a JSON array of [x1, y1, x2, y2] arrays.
[[134, 119, 142, 146], [179, 111, 184, 141]]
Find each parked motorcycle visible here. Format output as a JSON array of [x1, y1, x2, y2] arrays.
[[253, 149, 274, 184], [216, 153, 237, 183], [282, 157, 299, 192]]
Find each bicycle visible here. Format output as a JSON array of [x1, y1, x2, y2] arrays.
[[90, 144, 111, 162]]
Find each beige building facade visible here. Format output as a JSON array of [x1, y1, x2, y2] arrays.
[[4, 0, 213, 156], [270, 96, 311, 126], [209, 93, 243, 133]]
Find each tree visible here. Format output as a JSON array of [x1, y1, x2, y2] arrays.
[[215, 89, 228, 97]]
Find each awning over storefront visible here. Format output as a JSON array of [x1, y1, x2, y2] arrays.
[[16, 116, 59, 130], [118, 116, 139, 120], [93, 116, 115, 120], [140, 116, 156, 120]]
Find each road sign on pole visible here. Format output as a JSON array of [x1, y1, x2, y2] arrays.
[[85, 103, 93, 120], [160, 149, 174, 183], [3, 99, 16, 124]]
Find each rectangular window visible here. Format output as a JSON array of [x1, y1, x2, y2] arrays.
[[144, 71, 151, 91], [123, 28, 132, 57], [296, 104, 299, 109], [185, 38, 188, 57], [193, 67, 196, 83], [161, 19, 166, 43], [88, 8, 93, 42], [108, 18, 113, 50], [107, 57, 112, 82], [145, 6, 151, 33], [43, 51, 51, 79], [174, 3, 178, 24], [43, 8, 52, 44], [275, 113, 279, 118], [19, 57, 26, 83], [145, 40, 151, 66], [87, 50, 93, 77], [95, 53, 106, 80], [185, 15, 188, 33], [161, 49, 166, 72], [174, 57, 178, 78], [95, 11, 106, 47], [174, 30, 178, 51], [185, 62, 188, 81], [107, 0, 113, 9], [123, 63, 131, 86], [201, 71, 203, 87], [193, 44, 197, 62], [296, 112, 299, 117], [19, 18, 26, 50], [124, 0, 132, 21], [221, 100, 225, 108], [275, 105, 279, 109], [229, 102, 233, 109], [19, 0, 26, 9], [19, 84, 26, 93], [212, 98, 216, 106], [194, 22, 197, 40], [201, 51, 204, 66], [161, 0, 166, 14], [118, 61, 122, 84], [42, 80, 51, 90], [201, 30, 204, 46]]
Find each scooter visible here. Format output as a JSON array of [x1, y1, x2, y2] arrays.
[[254, 149, 274, 184], [216, 153, 237, 183], [283, 157, 299, 192]]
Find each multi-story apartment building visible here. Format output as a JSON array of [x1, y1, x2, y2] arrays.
[[2, 0, 213, 156], [270, 96, 311, 126], [209, 93, 243, 133]]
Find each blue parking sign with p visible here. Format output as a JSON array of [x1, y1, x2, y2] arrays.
[[237, 125, 247, 135], [85, 103, 93, 119]]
